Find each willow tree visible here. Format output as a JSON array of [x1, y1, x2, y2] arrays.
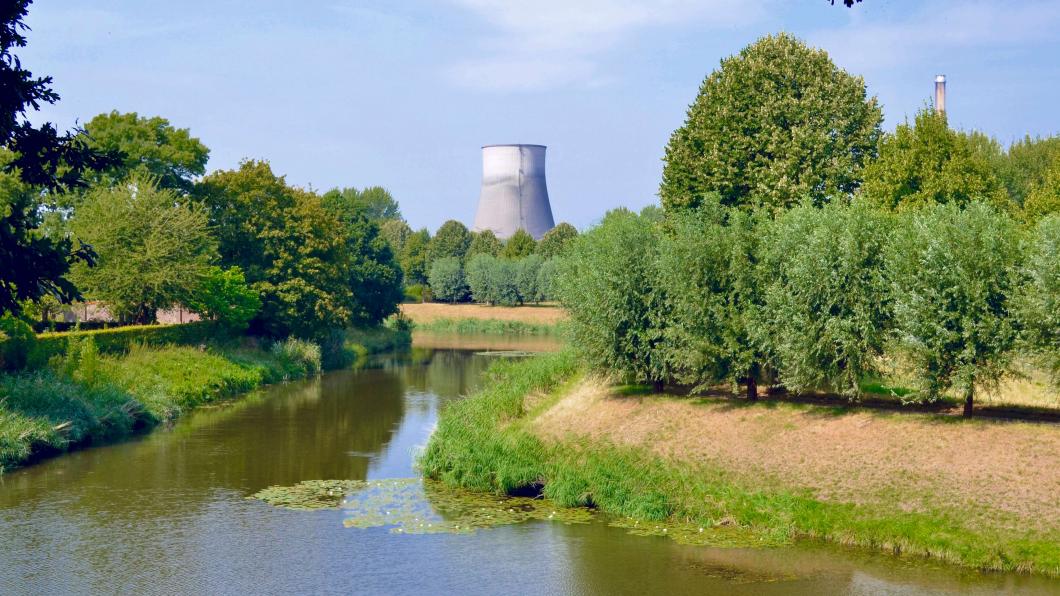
[[1017, 214, 1060, 387], [660, 33, 882, 214], [556, 209, 668, 390], [656, 198, 766, 398], [760, 201, 893, 397], [885, 202, 1024, 416]]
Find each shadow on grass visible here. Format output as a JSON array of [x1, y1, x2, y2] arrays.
[[609, 382, 1060, 425]]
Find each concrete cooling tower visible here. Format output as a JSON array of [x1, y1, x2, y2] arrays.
[[472, 144, 555, 240]]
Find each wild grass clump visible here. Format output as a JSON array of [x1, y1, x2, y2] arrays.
[[421, 353, 1060, 576], [270, 338, 322, 376], [0, 371, 140, 472]]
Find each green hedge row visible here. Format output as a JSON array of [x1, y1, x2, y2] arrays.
[[34, 322, 222, 360]]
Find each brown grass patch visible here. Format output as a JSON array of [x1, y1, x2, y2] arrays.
[[400, 302, 568, 325], [533, 379, 1060, 533]]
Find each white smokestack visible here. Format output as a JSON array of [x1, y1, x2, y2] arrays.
[[935, 74, 946, 117], [472, 144, 555, 240]]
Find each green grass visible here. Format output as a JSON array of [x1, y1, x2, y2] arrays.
[[0, 325, 411, 474], [420, 352, 1060, 576], [414, 317, 563, 336]]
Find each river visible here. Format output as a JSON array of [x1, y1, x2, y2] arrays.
[[1, 334, 1056, 595]]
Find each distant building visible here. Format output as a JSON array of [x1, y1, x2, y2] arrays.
[[472, 144, 555, 240]]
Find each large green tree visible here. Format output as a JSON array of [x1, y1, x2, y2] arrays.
[[428, 220, 472, 263], [1024, 155, 1060, 222], [660, 33, 882, 214], [1017, 215, 1060, 388], [195, 160, 352, 337], [399, 228, 431, 285], [467, 229, 502, 258], [502, 229, 536, 259], [80, 111, 209, 194], [0, 1, 112, 316], [535, 222, 578, 258], [885, 202, 1024, 416], [861, 109, 1012, 212], [323, 196, 404, 326], [322, 186, 401, 222], [69, 174, 216, 323], [428, 257, 467, 303]]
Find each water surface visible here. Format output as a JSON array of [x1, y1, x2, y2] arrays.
[[0, 337, 1056, 595]]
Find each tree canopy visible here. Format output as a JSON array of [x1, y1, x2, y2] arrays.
[[502, 229, 536, 259], [660, 33, 882, 213], [69, 174, 216, 323], [429, 220, 472, 263], [322, 186, 401, 222], [468, 229, 502, 258], [536, 222, 578, 258], [80, 111, 209, 194], [861, 109, 1012, 212]]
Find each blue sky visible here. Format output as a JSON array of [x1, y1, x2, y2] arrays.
[[22, 1, 1060, 231]]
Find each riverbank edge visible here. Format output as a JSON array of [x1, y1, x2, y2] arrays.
[[419, 351, 1060, 577], [413, 317, 564, 336], [0, 325, 411, 474]]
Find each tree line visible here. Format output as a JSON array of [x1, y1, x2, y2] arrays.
[[1, 3, 403, 346], [557, 33, 1060, 416]]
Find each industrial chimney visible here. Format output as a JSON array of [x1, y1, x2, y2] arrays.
[[935, 74, 946, 117], [472, 144, 555, 240]]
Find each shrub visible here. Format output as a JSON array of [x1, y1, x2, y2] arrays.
[[271, 338, 322, 376], [36, 321, 220, 360], [0, 315, 38, 371], [403, 284, 431, 303], [185, 266, 261, 332], [885, 202, 1025, 416], [428, 257, 468, 303], [759, 201, 894, 397]]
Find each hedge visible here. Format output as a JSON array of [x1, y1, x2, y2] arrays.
[[34, 322, 222, 360]]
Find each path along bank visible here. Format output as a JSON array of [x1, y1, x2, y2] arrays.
[[420, 351, 1060, 577]]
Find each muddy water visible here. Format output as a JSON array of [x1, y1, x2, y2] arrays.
[[0, 336, 1056, 595]]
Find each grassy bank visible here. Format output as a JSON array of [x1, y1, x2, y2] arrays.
[[413, 317, 563, 336], [420, 352, 1060, 576], [0, 325, 410, 474]]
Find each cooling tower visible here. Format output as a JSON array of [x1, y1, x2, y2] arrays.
[[472, 144, 555, 240]]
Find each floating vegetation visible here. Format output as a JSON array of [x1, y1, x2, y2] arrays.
[[250, 478, 594, 534], [251, 478, 782, 548], [607, 517, 786, 549]]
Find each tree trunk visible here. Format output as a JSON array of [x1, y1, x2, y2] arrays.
[[963, 386, 974, 417], [746, 376, 758, 401], [652, 379, 664, 394]]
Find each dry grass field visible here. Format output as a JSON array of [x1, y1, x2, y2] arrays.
[[400, 302, 568, 325], [533, 377, 1060, 534]]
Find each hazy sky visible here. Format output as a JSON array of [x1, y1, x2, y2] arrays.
[[22, 1, 1060, 231]]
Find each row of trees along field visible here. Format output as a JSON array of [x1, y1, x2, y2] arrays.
[[0, 0, 404, 349], [384, 217, 579, 304], [557, 33, 1060, 416]]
